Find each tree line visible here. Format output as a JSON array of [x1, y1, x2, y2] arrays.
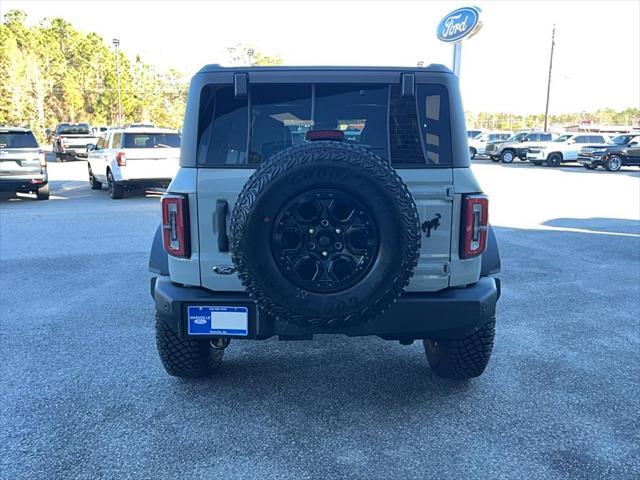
[[0, 9, 635, 144], [0, 10, 194, 142], [467, 109, 640, 132]]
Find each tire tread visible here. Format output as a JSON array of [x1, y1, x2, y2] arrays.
[[155, 313, 223, 378], [424, 317, 495, 379]]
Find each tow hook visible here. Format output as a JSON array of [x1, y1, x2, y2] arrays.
[[210, 338, 230, 350]]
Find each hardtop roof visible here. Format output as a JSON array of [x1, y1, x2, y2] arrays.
[[197, 64, 452, 75]]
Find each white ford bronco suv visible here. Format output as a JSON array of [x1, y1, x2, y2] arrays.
[[149, 65, 501, 380]]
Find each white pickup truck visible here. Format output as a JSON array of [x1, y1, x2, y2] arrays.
[[86, 126, 180, 199]]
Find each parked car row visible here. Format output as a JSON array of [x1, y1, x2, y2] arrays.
[[469, 129, 640, 172], [1, 124, 181, 201]]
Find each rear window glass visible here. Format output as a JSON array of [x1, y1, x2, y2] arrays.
[[123, 133, 180, 148], [58, 124, 90, 135], [0, 132, 39, 148], [197, 82, 451, 167]]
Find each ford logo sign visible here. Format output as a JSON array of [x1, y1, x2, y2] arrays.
[[436, 7, 482, 43]]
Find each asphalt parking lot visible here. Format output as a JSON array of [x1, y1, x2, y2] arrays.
[[1, 159, 639, 479]]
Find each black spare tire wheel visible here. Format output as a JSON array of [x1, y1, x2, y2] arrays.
[[230, 141, 421, 328]]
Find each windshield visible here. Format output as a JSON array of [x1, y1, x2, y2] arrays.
[[0, 131, 39, 148], [553, 134, 573, 142], [609, 135, 633, 145], [58, 124, 90, 135], [505, 132, 527, 142], [123, 133, 181, 148]]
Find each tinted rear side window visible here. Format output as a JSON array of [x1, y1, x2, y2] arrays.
[[198, 86, 248, 165], [0, 132, 39, 148], [389, 84, 423, 165], [416, 84, 451, 166], [111, 133, 122, 148], [123, 133, 180, 148]]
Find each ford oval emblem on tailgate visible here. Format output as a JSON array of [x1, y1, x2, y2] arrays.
[[213, 265, 236, 275], [436, 7, 482, 43]]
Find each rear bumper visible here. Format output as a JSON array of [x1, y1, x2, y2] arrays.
[[119, 178, 171, 189], [0, 174, 48, 192], [151, 276, 500, 341]]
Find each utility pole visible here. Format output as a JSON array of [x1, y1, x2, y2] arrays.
[[543, 25, 555, 132], [113, 38, 123, 126]]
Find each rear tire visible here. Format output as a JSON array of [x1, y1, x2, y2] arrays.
[[155, 313, 224, 378], [469, 147, 477, 159], [546, 153, 562, 167], [88, 166, 102, 190], [424, 317, 495, 379], [36, 184, 50, 201], [107, 170, 123, 199]]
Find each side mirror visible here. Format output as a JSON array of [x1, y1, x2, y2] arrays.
[[86, 144, 96, 152]]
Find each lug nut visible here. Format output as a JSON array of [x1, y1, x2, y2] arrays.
[[335, 228, 342, 234], [320, 219, 329, 227], [308, 228, 315, 235], [322, 251, 328, 257], [334, 242, 342, 249]]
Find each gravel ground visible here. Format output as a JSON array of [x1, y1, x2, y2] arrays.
[[1, 159, 639, 479]]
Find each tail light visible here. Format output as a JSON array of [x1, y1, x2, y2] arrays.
[[116, 151, 127, 166], [162, 194, 190, 258], [460, 194, 488, 258], [38, 151, 47, 167]]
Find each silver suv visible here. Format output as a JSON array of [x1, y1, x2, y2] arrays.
[[0, 127, 49, 200], [149, 65, 501, 380]]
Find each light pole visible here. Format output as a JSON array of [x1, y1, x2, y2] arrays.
[[113, 38, 123, 125], [543, 25, 555, 132]]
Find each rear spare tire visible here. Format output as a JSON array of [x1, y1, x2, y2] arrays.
[[230, 141, 421, 328]]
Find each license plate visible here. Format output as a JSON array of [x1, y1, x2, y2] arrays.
[[187, 306, 248, 336]]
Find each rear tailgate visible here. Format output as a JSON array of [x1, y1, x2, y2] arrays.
[[0, 149, 41, 176], [119, 148, 180, 181], [197, 167, 453, 292], [198, 169, 254, 291]]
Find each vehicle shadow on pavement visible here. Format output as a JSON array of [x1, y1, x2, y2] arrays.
[[471, 159, 640, 177], [543, 217, 640, 235]]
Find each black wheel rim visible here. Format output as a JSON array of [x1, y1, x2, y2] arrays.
[[272, 189, 379, 293]]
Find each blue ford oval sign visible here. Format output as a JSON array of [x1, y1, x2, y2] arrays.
[[436, 7, 482, 43]]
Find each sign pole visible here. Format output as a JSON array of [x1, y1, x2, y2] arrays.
[[452, 43, 462, 77]]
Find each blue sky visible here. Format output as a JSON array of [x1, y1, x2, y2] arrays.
[[3, 0, 639, 114]]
